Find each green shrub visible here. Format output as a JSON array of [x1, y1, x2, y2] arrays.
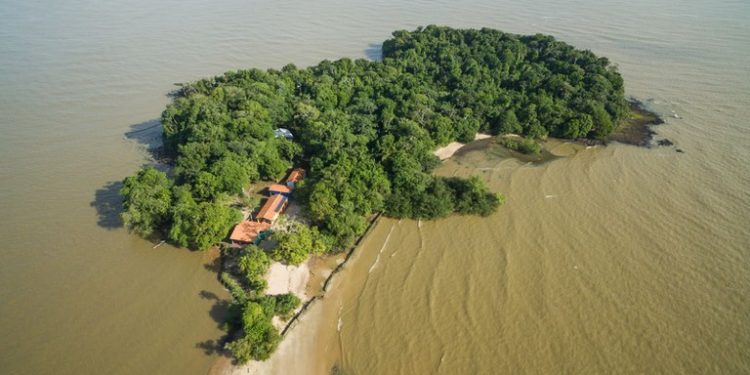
[[238, 245, 271, 292], [498, 137, 542, 155]]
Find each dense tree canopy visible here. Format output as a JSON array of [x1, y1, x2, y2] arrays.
[[238, 245, 271, 291], [120, 167, 172, 236], [271, 223, 331, 265], [122, 25, 627, 250]]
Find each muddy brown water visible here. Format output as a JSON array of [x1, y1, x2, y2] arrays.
[[1, 0, 749, 374]]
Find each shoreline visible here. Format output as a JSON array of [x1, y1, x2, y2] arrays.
[[433, 133, 492, 160], [210, 103, 665, 373], [214, 214, 383, 374], [581, 99, 666, 148]]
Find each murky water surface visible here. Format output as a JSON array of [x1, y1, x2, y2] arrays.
[[1, 0, 748, 374]]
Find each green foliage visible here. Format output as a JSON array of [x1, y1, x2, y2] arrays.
[[120, 167, 172, 236], [125, 26, 627, 250], [223, 292, 300, 363], [192, 203, 242, 250], [225, 302, 280, 363], [168, 189, 241, 250], [497, 110, 522, 135], [239, 194, 260, 210], [563, 114, 594, 139], [271, 223, 331, 265], [167, 185, 198, 247], [443, 176, 503, 217], [238, 246, 271, 292], [221, 272, 249, 304], [273, 293, 301, 319], [498, 137, 542, 155], [589, 101, 614, 138], [211, 155, 251, 195]]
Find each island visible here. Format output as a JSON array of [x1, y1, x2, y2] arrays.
[[119, 25, 632, 364]]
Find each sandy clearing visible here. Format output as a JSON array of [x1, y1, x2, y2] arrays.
[[433, 133, 492, 160]]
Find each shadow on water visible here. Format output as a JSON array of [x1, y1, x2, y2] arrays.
[[196, 290, 233, 357], [124, 119, 170, 163], [91, 119, 168, 230], [364, 43, 383, 61], [91, 181, 124, 229], [204, 255, 223, 273]]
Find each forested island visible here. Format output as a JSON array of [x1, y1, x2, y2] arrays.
[[120, 26, 629, 363]]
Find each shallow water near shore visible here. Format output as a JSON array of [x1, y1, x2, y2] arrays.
[[1, 0, 749, 374]]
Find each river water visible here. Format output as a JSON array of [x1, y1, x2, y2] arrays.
[[1, 0, 748, 374]]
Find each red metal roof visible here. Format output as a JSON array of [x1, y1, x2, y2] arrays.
[[286, 168, 305, 184], [229, 220, 271, 243], [256, 194, 287, 223], [268, 184, 292, 194]]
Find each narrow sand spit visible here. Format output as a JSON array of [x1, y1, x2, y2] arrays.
[[433, 133, 491, 160]]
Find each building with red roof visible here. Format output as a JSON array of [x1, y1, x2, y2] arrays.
[[268, 183, 292, 196], [285, 168, 305, 189], [256, 194, 287, 224], [229, 220, 271, 245]]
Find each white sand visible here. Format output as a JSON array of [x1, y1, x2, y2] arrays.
[[265, 261, 311, 331], [433, 133, 492, 160], [265, 261, 309, 299]]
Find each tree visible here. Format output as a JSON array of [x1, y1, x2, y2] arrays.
[[168, 196, 240, 250], [211, 155, 251, 195], [225, 302, 280, 363], [168, 185, 198, 247], [497, 110, 522, 134], [273, 293, 301, 319], [239, 246, 271, 291], [271, 223, 330, 265], [120, 167, 172, 236], [444, 176, 503, 217], [563, 114, 594, 139], [589, 101, 614, 137], [190, 202, 241, 250], [193, 171, 220, 200]]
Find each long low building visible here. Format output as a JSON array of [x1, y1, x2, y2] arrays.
[[256, 194, 288, 224]]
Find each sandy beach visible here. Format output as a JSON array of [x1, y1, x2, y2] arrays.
[[433, 133, 492, 160]]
